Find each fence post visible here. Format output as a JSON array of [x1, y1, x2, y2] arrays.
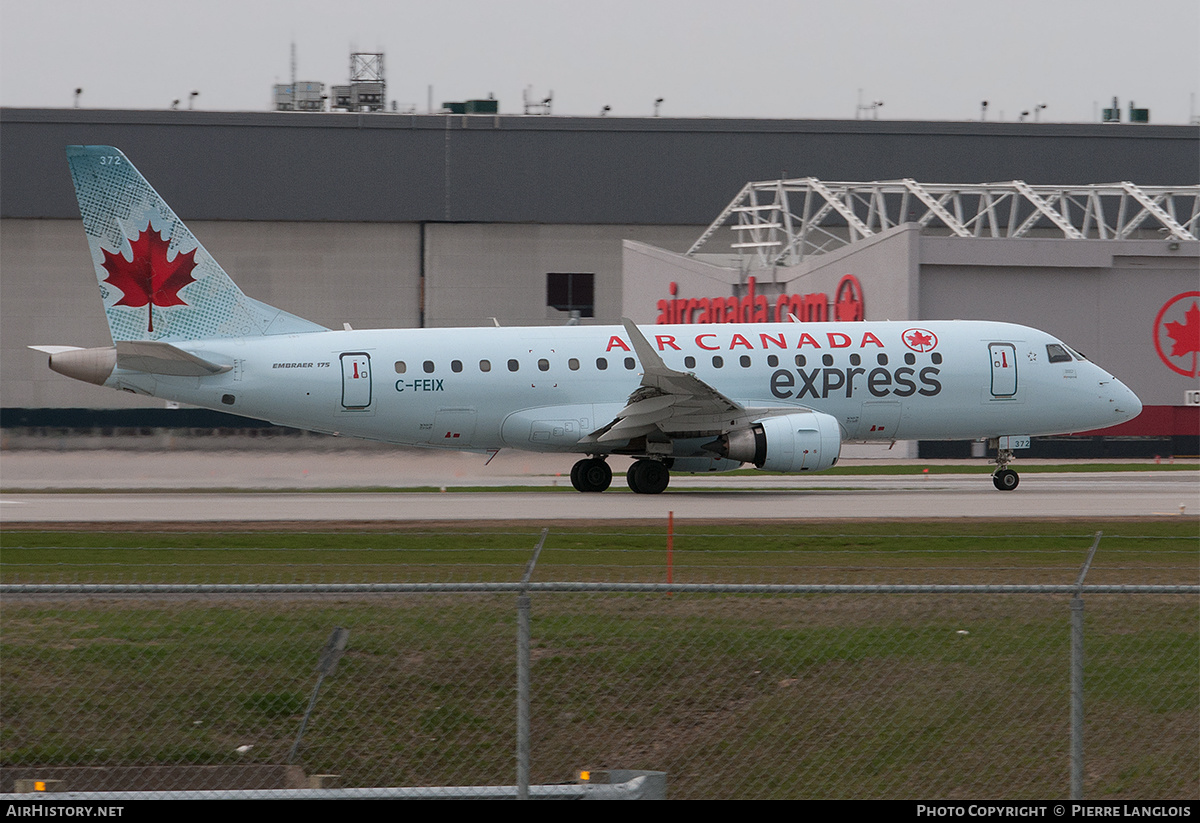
[[517, 528, 548, 800], [288, 626, 349, 764], [1070, 596, 1084, 799], [1070, 531, 1101, 800], [517, 592, 531, 800]]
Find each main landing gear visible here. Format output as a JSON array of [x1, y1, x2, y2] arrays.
[[626, 459, 670, 495], [569, 457, 671, 494], [570, 457, 612, 493], [991, 448, 1020, 491]]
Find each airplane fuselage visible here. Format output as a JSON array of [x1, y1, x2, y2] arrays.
[[102, 320, 1139, 457]]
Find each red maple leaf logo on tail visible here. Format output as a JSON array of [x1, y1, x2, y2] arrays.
[[101, 224, 197, 332], [1164, 301, 1200, 358]]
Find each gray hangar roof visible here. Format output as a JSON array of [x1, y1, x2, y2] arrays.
[[2, 107, 1197, 225]]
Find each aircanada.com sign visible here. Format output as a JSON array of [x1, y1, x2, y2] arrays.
[[654, 275, 864, 324]]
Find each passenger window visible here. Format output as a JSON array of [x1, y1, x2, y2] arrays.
[[624, 357, 636, 370], [767, 355, 778, 367], [479, 360, 491, 372], [877, 353, 888, 365], [795, 355, 806, 367], [1046, 344, 1072, 363], [423, 360, 435, 373], [849, 353, 861, 366], [568, 358, 580, 370], [684, 356, 696, 369], [739, 355, 751, 368], [394, 361, 407, 374], [596, 358, 608, 370], [451, 360, 463, 373], [538, 358, 550, 371], [508, 359, 520, 372], [712, 356, 724, 368]]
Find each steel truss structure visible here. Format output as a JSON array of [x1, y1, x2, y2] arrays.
[[688, 179, 1200, 268]]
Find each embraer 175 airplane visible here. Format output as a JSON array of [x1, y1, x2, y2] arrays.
[[34, 146, 1143, 494]]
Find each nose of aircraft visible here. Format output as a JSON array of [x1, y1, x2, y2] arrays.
[[1108, 376, 1143, 424]]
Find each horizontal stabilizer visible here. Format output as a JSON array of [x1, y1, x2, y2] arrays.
[[115, 341, 232, 376], [28, 345, 84, 355]]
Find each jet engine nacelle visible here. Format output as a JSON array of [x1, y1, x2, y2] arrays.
[[711, 410, 842, 473]]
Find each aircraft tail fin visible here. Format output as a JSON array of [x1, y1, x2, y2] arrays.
[[66, 145, 326, 342]]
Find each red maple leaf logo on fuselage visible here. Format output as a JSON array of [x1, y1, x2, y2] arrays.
[[902, 328, 938, 352], [101, 224, 197, 332]]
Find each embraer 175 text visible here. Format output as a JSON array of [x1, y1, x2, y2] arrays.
[[34, 147, 1143, 493]]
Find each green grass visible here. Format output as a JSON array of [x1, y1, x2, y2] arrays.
[[1, 523, 1196, 798], [1, 520, 1196, 585], [3, 592, 1195, 797]]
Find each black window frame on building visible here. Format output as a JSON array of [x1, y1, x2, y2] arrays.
[[546, 272, 595, 318]]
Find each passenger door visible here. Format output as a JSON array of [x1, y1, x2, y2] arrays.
[[340, 352, 373, 410]]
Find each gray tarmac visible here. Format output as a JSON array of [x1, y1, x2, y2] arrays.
[[1, 449, 1196, 522]]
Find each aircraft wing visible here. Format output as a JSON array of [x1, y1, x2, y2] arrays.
[[581, 318, 781, 444]]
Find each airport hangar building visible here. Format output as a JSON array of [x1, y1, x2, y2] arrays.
[[1, 107, 1197, 456]]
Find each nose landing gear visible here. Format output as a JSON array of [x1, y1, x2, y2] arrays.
[[991, 448, 1020, 491], [992, 468, 1020, 490]]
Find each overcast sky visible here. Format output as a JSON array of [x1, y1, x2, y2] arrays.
[[2, 0, 1198, 123]]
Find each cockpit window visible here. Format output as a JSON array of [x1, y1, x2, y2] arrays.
[[1065, 345, 1087, 361], [1046, 344, 1073, 363]]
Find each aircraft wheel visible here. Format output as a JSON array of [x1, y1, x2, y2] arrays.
[[627, 459, 670, 495], [992, 469, 1019, 491], [579, 458, 612, 493]]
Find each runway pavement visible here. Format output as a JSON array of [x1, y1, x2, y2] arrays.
[[1, 449, 1196, 522]]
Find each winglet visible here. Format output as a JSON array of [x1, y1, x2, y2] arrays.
[[621, 317, 677, 378]]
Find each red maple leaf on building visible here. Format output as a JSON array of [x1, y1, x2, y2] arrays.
[[100, 224, 197, 332], [1164, 300, 1200, 358], [834, 286, 863, 321]]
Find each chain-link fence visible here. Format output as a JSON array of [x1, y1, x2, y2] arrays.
[[2, 582, 1195, 799]]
